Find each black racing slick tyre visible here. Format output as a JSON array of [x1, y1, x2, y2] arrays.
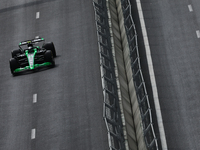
[[44, 50, 55, 67], [9, 58, 19, 75], [11, 49, 21, 58], [42, 42, 56, 57]]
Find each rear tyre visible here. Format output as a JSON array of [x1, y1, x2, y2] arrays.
[[11, 49, 21, 58], [44, 50, 55, 67], [42, 42, 56, 57], [9, 58, 19, 75]]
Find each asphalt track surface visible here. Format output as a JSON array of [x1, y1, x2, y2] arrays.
[[0, 0, 108, 150], [130, 0, 200, 149]]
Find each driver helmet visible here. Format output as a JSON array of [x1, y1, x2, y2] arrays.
[[28, 43, 33, 49]]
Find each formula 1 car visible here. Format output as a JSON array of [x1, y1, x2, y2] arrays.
[[9, 37, 56, 75]]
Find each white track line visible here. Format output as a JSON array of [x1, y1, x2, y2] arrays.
[[31, 128, 36, 139], [33, 94, 37, 103], [36, 12, 40, 19], [136, 0, 168, 149], [196, 30, 200, 38], [188, 4, 193, 12]]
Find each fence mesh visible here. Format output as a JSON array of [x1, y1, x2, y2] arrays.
[[121, 0, 158, 149], [93, 0, 159, 149], [93, 0, 126, 149]]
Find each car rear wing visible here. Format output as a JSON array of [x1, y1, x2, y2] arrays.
[[19, 38, 45, 46]]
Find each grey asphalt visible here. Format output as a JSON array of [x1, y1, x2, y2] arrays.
[[130, 0, 200, 149], [0, 1, 108, 150]]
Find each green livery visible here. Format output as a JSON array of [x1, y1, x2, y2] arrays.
[[9, 37, 56, 76]]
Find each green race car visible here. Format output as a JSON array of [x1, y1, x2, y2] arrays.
[[9, 37, 56, 76]]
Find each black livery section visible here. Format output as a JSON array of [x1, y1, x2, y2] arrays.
[[9, 37, 56, 76]]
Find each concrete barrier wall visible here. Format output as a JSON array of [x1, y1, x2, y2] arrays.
[[93, 0, 159, 149], [107, 0, 147, 149], [107, 1, 136, 149]]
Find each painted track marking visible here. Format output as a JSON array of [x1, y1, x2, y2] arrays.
[[31, 128, 36, 139], [36, 12, 40, 19], [188, 5, 193, 12], [33, 94, 37, 103], [196, 30, 200, 38]]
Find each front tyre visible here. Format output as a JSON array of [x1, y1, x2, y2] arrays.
[[9, 58, 19, 75], [44, 50, 55, 67], [11, 49, 21, 58], [42, 42, 56, 57]]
